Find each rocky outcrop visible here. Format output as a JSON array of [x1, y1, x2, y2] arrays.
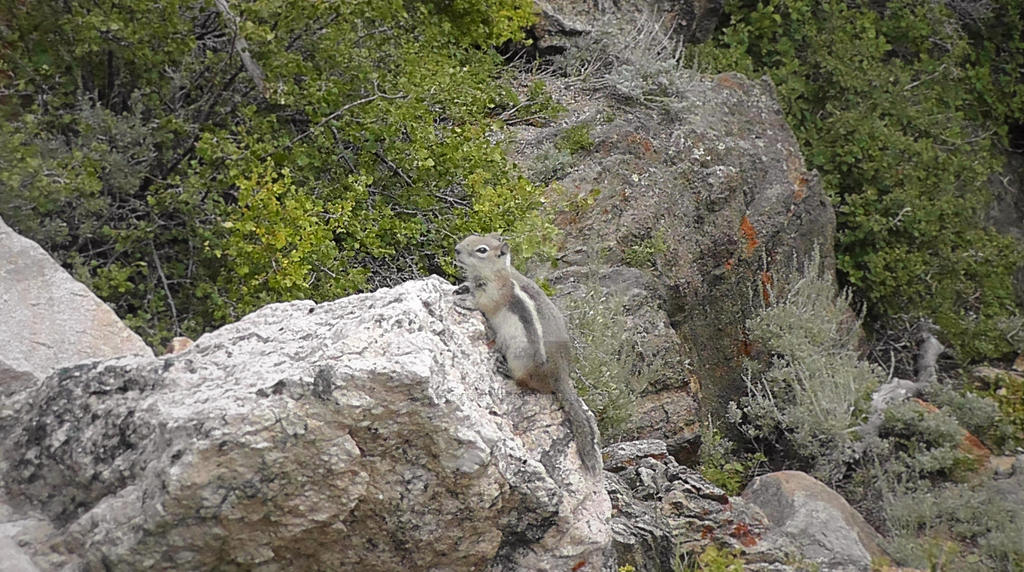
[[0, 216, 153, 396], [512, 5, 837, 451], [605, 440, 798, 571], [531, 0, 724, 54], [0, 277, 611, 571], [742, 471, 889, 572]]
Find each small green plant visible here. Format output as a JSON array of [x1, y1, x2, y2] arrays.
[[971, 370, 1024, 450], [699, 425, 765, 495], [554, 123, 596, 156], [695, 545, 744, 572], [622, 230, 668, 270]]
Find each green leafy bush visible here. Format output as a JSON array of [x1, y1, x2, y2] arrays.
[[554, 123, 595, 155], [622, 229, 668, 270], [878, 401, 979, 480], [970, 370, 1024, 449], [924, 382, 1020, 452], [692, 0, 1024, 361], [699, 425, 766, 495], [0, 0, 551, 347], [694, 545, 744, 572]]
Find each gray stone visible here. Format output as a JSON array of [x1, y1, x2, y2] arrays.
[[606, 440, 798, 571], [0, 499, 57, 572], [742, 471, 889, 571], [0, 215, 153, 387], [0, 277, 611, 571]]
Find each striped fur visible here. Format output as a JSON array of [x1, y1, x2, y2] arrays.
[[455, 234, 603, 474]]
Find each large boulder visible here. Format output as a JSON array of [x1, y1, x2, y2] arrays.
[[742, 471, 889, 571], [0, 216, 153, 393], [0, 277, 611, 571]]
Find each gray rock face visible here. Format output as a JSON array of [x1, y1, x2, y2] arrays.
[[513, 12, 837, 447], [0, 216, 153, 390], [742, 471, 888, 571], [605, 440, 798, 571], [0, 277, 611, 571]]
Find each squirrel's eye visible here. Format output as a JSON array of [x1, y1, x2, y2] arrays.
[[475, 246, 489, 254]]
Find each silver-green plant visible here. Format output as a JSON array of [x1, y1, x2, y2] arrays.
[[562, 282, 659, 438], [728, 252, 881, 481]]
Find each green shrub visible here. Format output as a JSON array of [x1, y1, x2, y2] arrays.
[[971, 371, 1024, 450], [923, 382, 1019, 452], [878, 401, 979, 480], [695, 545, 744, 572], [699, 425, 766, 495], [884, 477, 1024, 570], [562, 282, 662, 438], [729, 253, 881, 481], [692, 0, 1024, 361], [0, 0, 550, 347], [622, 229, 668, 270]]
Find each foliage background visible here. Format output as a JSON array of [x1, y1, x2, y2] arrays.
[[0, 0, 554, 347], [691, 0, 1024, 361]]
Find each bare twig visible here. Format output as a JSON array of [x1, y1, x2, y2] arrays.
[[213, 0, 266, 94], [902, 64, 947, 91], [151, 244, 180, 334], [263, 86, 406, 159], [915, 330, 946, 385]]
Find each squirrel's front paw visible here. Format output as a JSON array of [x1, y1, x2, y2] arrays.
[[494, 355, 515, 379]]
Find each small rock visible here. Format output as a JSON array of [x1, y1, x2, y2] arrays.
[[742, 471, 889, 571]]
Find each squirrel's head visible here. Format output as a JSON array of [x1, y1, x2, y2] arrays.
[[455, 233, 511, 280]]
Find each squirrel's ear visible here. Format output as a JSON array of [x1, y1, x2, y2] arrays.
[[499, 241, 510, 257]]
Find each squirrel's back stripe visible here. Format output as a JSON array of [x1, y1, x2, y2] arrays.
[[508, 280, 546, 362]]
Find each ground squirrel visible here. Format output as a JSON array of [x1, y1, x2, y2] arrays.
[[455, 233, 602, 475]]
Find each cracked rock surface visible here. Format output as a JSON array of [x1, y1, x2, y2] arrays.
[[0, 277, 611, 571]]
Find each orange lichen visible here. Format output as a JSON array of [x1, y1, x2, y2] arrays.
[[715, 74, 742, 91], [793, 183, 807, 202], [739, 215, 759, 256], [730, 522, 760, 548], [628, 132, 655, 155], [760, 271, 774, 306]]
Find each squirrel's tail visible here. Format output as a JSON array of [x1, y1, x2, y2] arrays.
[[555, 361, 603, 476]]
